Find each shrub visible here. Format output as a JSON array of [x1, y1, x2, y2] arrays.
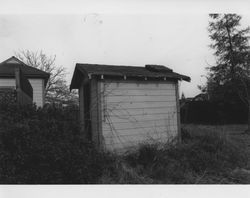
[[0, 103, 112, 184], [0, 103, 248, 184]]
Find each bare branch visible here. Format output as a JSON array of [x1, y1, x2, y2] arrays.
[[15, 49, 78, 104]]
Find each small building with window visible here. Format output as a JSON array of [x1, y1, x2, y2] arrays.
[[0, 56, 50, 106]]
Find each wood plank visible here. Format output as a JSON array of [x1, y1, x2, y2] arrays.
[[104, 131, 177, 145], [104, 81, 175, 89], [106, 106, 175, 111], [105, 95, 176, 103], [105, 112, 177, 122], [103, 89, 176, 96], [175, 81, 181, 143], [105, 87, 175, 91], [103, 125, 177, 135], [103, 121, 177, 130], [79, 81, 85, 136], [103, 117, 176, 126], [106, 101, 176, 110], [105, 106, 176, 116], [90, 78, 100, 149], [97, 81, 103, 149], [104, 131, 174, 142]]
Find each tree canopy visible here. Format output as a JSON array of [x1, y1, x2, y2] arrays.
[[204, 14, 250, 103]]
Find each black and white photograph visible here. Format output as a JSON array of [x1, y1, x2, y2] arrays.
[[0, 0, 250, 197]]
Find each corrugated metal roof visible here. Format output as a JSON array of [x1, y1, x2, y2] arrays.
[[0, 56, 50, 85], [70, 63, 191, 89]]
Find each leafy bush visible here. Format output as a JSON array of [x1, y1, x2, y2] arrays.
[[0, 104, 248, 184], [0, 103, 114, 184]]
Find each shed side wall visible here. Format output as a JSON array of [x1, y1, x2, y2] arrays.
[[0, 78, 16, 87], [100, 80, 178, 152], [0, 78, 45, 106], [28, 79, 44, 107]]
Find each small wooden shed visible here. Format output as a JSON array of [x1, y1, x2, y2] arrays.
[[70, 64, 190, 152]]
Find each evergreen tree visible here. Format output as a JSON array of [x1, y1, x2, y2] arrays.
[[206, 14, 250, 102], [205, 14, 250, 132]]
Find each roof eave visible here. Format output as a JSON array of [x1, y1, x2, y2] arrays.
[[178, 75, 191, 82], [88, 73, 191, 82], [70, 64, 89, 90]]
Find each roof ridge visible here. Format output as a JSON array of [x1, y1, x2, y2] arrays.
[[70, 63, 191, 89], [0, 56, 50, 76], [76, 63, 144, 68]]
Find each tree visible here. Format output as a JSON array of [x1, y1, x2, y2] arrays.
[[15, 50, 78, 105], [205, 14, 250, 132]]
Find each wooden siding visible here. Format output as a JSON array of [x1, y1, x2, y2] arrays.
[[28, 79, 44, 107], [0, 79, 16, 87], [100, 80, 178, 152], [0, 78, 45, 106]]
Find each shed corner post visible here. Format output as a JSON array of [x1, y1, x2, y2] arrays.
[[15, 68, 21, 104], [79, 80, 86, 140], [175, 80, 181, 143], [90, 77, 103, 151], [41, 79, 45, 106]]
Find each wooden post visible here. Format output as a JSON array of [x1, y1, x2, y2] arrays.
[[97, 81, 103, 150], [41, 79, 45, 106], [79, 81, 86, 139], [15, 68, 21, 104], [90, 78, 102, 150], [175, 81, 181, 143]]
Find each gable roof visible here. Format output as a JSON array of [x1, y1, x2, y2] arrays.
[[0, 56, 50, 86], [70, 63, 191, 89]]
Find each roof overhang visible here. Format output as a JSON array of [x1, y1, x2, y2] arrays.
[[0, 56, 50, 87], [70, 63, 191, 90]]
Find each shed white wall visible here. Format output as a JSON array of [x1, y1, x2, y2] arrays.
[[28, 79, 44, 107], [0, 78, 45, 107], [100, 80, 178, 152]]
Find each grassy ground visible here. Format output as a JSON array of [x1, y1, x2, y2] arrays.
[[183, 124, 250, 165], [181, 124, 250, 183], [98, 125, 250, 184]]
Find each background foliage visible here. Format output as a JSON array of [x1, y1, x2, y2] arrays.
[[181, 101, 248, 124]]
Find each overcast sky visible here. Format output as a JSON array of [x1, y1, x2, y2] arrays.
[[1, 1, 250, 97]]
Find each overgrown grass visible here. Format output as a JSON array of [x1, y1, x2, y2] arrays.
[[0, 103, 249, 184], [99, 128, 249, 184]]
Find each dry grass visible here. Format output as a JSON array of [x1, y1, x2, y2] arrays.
[[98, 124, 250, 184]]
